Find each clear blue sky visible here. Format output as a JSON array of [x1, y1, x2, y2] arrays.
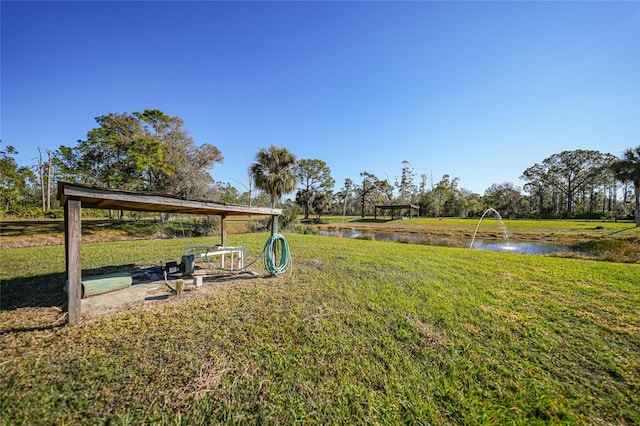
[[2, 1, 638, 195]]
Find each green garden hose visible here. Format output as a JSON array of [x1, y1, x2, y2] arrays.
[[261, 232, 293, 277]]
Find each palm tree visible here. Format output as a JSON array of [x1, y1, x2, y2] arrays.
[[250, 145, 297, 209], [611, 146, 640, 226]]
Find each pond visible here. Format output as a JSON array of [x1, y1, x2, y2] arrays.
[[316, 229, 579, 255], [468, 241, 573, 254]]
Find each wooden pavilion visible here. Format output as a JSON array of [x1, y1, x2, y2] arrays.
[[57, 181, 281, 325], [374, 204, 420, 220]]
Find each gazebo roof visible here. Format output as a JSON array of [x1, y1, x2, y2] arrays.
[[375, 204, 419, 210], [57, 181, 281, 216]]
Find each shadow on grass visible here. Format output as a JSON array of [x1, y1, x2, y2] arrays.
[[0, 321, 68, 335], [607, 226, 639, 236], [0, 220, 65, 237], [351, 218, 394, 223], [0, 219, 160, 238], [0, 264, 138, 311]]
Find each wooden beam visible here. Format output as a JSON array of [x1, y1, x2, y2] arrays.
[[65, 198, 82, 325], [270, 215, 279, 268], [221, 215, 227, 246], [58, 181, 281, 217]]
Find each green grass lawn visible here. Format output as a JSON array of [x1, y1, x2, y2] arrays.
[[1, 233, 639, 424]]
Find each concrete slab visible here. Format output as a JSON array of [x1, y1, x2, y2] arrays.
[[80, 270, 262, 317], [81, 280, 169, 315]]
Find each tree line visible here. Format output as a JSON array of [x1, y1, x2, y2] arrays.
[[1, 109, 639, 226]]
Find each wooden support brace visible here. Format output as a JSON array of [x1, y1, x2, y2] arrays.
[[270, 215, 279, 266], [221, 214, 227, 246], [65, 198, 82, 325]]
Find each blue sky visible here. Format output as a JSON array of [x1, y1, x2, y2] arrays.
[[2, 1, 638, 195]]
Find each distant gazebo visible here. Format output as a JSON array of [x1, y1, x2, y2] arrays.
[[374, 204, 419, 220]]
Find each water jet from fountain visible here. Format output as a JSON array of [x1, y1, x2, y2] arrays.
[[470, 208, 510, 249]]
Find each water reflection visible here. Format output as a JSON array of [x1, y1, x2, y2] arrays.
[[468, 241, 572, 254]]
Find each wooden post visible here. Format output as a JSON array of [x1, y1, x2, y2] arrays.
[[221, 214, 227, 246], [64, 198, 82, 325], [270, 215, 278, 269]]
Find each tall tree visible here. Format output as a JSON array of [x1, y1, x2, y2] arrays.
[[250, 146, 297, 209], [378, 178, 394, 205], [611, 146, 640, 226], [37, 147, 46, 211], [484, 182, 523, 218], [356, 171, 381, 218], [521, 163, 553, 216], [85, 112, 146, 188], [211, 181, 241, 204], [432, 174, 459, 217], [311, 191, 332, 220], [396, 160, 416, 203], [57, 112, 161, 189], [336, 178, 355, 216], [0, 143, 36, 211], [36, 148, 54, 211], [522, 150, 608, 213], [55, 109, 222, 200], [588, 153, 618, 216], [137, 110, 223, 199], [294, 158, 335, 219], [45, 148, 53, 210]]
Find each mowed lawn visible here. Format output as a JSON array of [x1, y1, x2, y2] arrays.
[[1, 232, 638, 424]]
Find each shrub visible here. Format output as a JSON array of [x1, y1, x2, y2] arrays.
[[279, 204, 300, 231], [161, 216, 219, 237], [5, 205, 42, 218], [355, 233, 374, 241], [248, 219, 270, 232], [44, 209, 64, 219]]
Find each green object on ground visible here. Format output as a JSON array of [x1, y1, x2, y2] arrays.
[[82, 272, 132, 298], [261, 232, 292, 276]]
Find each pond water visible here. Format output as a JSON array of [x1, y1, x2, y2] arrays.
[[467, 241, 573, 254], [316, 229, 577, 255]]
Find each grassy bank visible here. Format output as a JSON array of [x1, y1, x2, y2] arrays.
[[1, 233, 638, 424]]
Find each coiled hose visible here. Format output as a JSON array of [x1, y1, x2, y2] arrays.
[[261, 232, 293, 277]]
